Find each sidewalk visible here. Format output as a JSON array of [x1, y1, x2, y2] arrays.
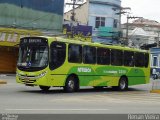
[[0, 74, 15, 77], [0, 80, 7, 84], [150, 79, 160, 94], [0, 74, 14, 85], [150, 90, 160, 94]]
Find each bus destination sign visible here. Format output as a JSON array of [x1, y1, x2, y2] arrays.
[[20, 37, 48, 45], [23, 38, 42, 43]]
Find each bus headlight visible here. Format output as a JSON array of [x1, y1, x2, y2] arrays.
[[37, 71, 47, 79], [16, 72, 22, 77], [16, 72, 19, 76]]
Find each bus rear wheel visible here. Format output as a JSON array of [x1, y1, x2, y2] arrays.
[[39, 86, 50, 91], [118, 77, 128, 91], [112, 77, 128, 91], [64, 76, 79, 93]]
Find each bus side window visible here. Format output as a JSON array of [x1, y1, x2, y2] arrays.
[[83, 46, 96, 64], [68, 44, 82, 63], [135, 52, 145, 67], [50, 42, 66, 70], [124, 51, 134, 67], [97, 48, 110, 65], [111, 49, 123, 66]]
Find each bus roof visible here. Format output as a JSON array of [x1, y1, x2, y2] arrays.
[[42, 36, 149, 53]]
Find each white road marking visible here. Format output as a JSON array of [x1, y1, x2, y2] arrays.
[[5, 108, 109, 111]]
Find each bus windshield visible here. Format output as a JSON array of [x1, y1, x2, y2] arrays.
[[17, 45, 48, 71]]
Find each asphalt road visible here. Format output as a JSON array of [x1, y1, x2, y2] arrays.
[[0, 75, 160, 114]]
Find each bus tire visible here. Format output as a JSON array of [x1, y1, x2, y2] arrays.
[[64, 75, 79, 93], [118, 77, 128, 91], [39, 86, 50, 91], [112, 77, 128, 91]]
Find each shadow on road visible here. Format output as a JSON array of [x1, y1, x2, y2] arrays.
[[18, 86, 149, 95]]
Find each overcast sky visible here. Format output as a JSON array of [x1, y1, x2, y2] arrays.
[[121, 0, 160, 23]]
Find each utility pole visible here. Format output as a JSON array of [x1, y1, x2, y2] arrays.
[[126, 14, 129, 45], [115, 7, 131, 30], [66, 0, 83, 37], [157, 31, 160, 48], [126, 16, 142, 46], [114, 7, 131, 43]]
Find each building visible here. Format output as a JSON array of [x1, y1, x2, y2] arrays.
[[122, 18, 160, 47], [64, 0, 121, 43], [150, 48, 160, 77], [0, 0, 64, 73]]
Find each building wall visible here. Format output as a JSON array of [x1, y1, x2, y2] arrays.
[[0, 47, 18, 73], [0, 0, 64, 32], [88, 0, 121, 29], [122, 18, 160, 47], [64, 2, 89, 25], [150, 48, 160, 76], [64, 0, 121, 28], [88, 3, 119, 29], [89, 0, 121, 5], [64, 0, 121, 42]]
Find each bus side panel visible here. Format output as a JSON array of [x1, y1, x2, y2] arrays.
[[68, 65, 120, 87], [49, 66, 69, 86], [49, 74, 66, 86], [67, 65, 97, 86], [127, 68, 149, 86], [95, 66, 128, 87]]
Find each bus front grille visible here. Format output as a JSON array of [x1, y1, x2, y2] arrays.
[[19, 75, 37, 84], [20, 79, 36, 84]]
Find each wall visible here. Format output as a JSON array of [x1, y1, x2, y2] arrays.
[[88, 0, 121, 30], [88, 0, 121, 43], [64, 2, 89, 25], [0, 0, 64, 32], [0, 28, 42, 47], [0, 47, 18, 73]]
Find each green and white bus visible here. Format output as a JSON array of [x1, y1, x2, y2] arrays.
[[16, 36, 150, 92]]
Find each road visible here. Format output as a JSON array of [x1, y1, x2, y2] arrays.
[[0, 75, 160, 114]]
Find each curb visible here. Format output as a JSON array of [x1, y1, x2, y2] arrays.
[[150, 90, 160, 94], [0, 74, 15, 77], [0, 80, 7, 84]]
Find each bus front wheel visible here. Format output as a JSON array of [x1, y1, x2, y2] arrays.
[[39, 86, 50, 91], [64, 76, 79, 93]]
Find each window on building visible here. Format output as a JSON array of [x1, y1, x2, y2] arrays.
[[95, 17, 105, 28], [50, 42, 66, 70], [68, 44, 82, 63], [135, 52, 145, 67], [136, 38, 140, 41], [124, 51, 134, 67], [83, 46, 96, 64], [111, 49, 123, 66], [153, 56, 158, 67], [97, 48, 110, 65]]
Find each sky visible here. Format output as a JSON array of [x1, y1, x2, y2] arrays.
[[121, 0, 160, 23], [64, 0, 160, 23]]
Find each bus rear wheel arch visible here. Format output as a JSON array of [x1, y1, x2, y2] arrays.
[[112, 76, 128, 91], [64, 74, 79, 93]]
